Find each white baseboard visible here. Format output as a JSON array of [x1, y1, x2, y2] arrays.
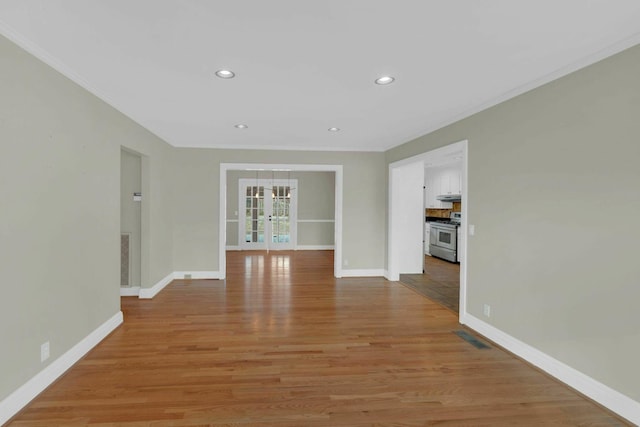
[[119, 286, 140, 297], [173, 271, 220, 280], [137, 271, 221, 299], [0, 311, 123, 425], [340, 269, 385, 278], [225, 245, 240, 251], [383, 270, 400, 281], [464, 314, 640, 425], [296, 245, 335, 250], [138, 272, 174, 299]]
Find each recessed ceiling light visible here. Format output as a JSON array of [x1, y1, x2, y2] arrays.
[[234, 124, 248, 129], [215, 69, 235, 79], [375, 75, 395, 85], [328, 127, 340, 132]]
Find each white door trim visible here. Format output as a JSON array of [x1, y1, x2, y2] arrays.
[[387, 139, 468, 323], [220, 163, 343, 279]]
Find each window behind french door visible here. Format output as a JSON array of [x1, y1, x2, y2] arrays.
[[238, 178, 297, 250]]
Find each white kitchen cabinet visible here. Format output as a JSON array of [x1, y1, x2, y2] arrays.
[[438, 167, 462, 196], [425, 173, 449, 208], [439, 170, 452, 195], [424, 165, 460, 208], [448, 168, 462, 195], [425, 169, 439, 209]]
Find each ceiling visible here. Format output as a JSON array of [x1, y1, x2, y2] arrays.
[[424, 147, 462, 170], [1, 1, 639, 152]]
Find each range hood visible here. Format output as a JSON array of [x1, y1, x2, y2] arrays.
[[436, 194, 462, 202]]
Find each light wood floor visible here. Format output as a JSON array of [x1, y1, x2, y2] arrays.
[[401, 255, 461, 313], [9, 251, 627, 426]]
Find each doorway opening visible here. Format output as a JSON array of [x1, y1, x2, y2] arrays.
[[219, 163, 344, 280], [388, 140, 468, 322], [120, 148, 143, 295], [400, 256, 461, 313]]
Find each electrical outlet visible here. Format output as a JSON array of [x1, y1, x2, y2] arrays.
[[184, 273, 192, 280], [469, 224, 475, 236], [41, 341, 50, 362], [343, 259, 349, 267], [483, 304, 491, 318]]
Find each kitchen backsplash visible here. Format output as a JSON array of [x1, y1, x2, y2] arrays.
[[426, 202, 461, 218]]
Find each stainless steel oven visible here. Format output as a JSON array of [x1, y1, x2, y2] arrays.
[[429, 213, 460, 263]]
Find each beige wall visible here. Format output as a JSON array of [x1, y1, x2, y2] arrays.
[[295, 171, 335, 221], [386, 45, 640, 401], [0, 34, 174, 400], [172, 148, 385, 271], [298, 222, 335, 246]]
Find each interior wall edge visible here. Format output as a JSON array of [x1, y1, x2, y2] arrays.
[[138, 272, 174, 299]]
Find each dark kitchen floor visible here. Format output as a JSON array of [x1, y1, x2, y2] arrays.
[[400, 255, 460, 313]]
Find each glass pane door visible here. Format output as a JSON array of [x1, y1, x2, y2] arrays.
[[239, 178, 297, 250], [270, 185, 292, 246], [244, 185, 266, 247]]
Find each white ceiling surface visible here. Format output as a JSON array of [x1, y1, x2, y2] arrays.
[[424, 146, 462, 169], [1, 1, 639, 152]]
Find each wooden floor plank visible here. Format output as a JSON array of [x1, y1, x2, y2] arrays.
[[400, 255, 461, 313], [7, 250, 628, 426]]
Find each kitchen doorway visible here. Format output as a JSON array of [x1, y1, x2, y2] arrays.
[[400, 256, 461, 313], [387, 140, 468, 321]]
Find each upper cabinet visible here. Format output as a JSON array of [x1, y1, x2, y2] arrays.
[[442, 167, 462, 195], [424, 163, 462, 209], [424, 173, 444, 208]]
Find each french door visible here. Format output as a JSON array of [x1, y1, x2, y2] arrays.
[[238, 178, 297, 250]]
